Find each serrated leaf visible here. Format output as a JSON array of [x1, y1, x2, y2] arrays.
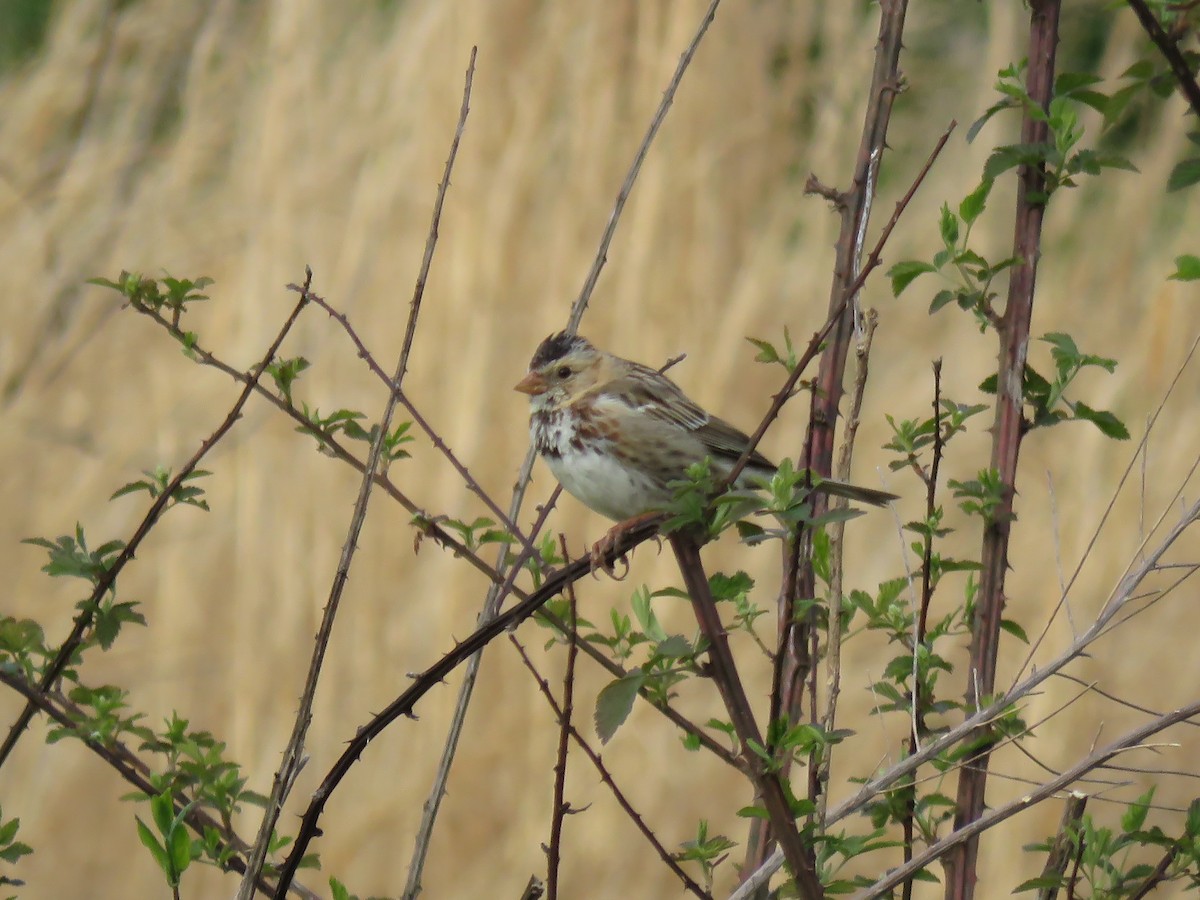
[[594, 674, 643, 744], [654, 635, 692, 658], [938, 204, 959, 246], [1073, 402, 1130, 440], [887, 260, 937, 296]]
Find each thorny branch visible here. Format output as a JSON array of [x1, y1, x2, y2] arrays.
[[243, 47, 477, 900], [270, 516, 665, 896], [948, 5, 1059, 897], [509, 636, 711, 900], [730, 497, 1200, 895], [0, 276, 312, 773]]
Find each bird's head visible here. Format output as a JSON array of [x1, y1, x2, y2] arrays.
[[514, 331, 609, 411]]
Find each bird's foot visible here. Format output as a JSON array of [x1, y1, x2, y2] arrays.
[[589, 511, 660, 578]]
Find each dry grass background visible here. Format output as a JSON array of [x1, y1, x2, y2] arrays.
[[1, 1, 1200, 897]]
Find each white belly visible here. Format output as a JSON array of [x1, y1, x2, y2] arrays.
[[544, 447, 667, 521]]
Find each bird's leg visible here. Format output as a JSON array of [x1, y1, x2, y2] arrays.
[[590, 511, 661, 577]]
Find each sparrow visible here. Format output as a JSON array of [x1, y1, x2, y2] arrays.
[[514, 332, 895, 529]]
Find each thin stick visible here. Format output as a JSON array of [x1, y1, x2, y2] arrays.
[[510, 636, 710, 900], [270, 516, 665, 897], [856, 703, 1200, 899], [565, 0, 723, 333], [546, 536, 578, 900], [731, 498, 1200, 893], [243, 48, 476, 900], [1124, 0, 1200, 118], [724, 120, 955, 490], [408, 3, 727, 887], [0, 277, 311, 773]]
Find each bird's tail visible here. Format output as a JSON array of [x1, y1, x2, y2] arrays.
[[812, 477, 897, 507]]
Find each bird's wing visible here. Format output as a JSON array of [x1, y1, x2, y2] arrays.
[[607, 364, 710, 431], [692, 415, 775, 472], [608, 364, 776, 473]]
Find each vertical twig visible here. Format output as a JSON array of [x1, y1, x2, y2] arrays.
[[545, 537, 579, 900], [1035, 793, 1087, 900], [566, 0, 723, 332], [818, 309, 880, 822], [407, 3, 725, 885], [946, 5, 1060, 899], [746, 1, 912, 874], [255, 48, 477, 900]]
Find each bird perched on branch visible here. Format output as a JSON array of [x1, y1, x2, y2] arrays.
[[514, 332, 895, 539]]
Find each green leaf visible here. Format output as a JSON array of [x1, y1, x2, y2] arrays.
[[594, 674, 644, 744], [958, 179, 993, 225], [136, 817, 169, 874], [1073, 402, 1130, 440], [168, 823, 193, 877], [330, 878, 352, 900], [1170, 254, 1200, 281], [999, 619, 1029, 643], [654, 635, 692, 659], [887, 260, 937, 297], [938, 204, 959, 246], [736, 805, 769, 819], [1168, 157, 1200, 192], [929, 289, 956, 314]]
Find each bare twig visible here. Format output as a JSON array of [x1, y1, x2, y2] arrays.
[[566, 0, 723, 332], [724, 119, 954, 491], [269, 515, 665, 897], [857, 703, 1200, 899], [0, 277, 311, 773], [408, 4, 728, 888], [509, 636, 710, 899], [818, 309, 880, 822], [546, 537, 578, 900], [1035, 793, 1087, 900], [731, 498, 1200, 894], [246, 48, 477, 900]]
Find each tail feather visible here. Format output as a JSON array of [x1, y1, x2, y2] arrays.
[[814, 477, 897, 507]]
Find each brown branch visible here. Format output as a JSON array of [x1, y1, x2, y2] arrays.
[[947, 5, 1060, 898], [509, 634, 711, 900], [566, 0, 723, 332], [546, 537, 578, 900], [0, 275, 312, 773], [269, 515, 666, 897], [1035, 793, 1087, 900], [730, 498, 1200, 895], [303, 288, 535, 551], [858, 702, 1200, 899], [1125, 0, 1200, 119], [0, 670, 318, 899], [244, 49, 477, 900], [724, 118, 954, 491], [668, 533, 824, 900]]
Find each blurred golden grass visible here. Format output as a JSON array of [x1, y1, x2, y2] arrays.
[[1, 1, 1199, 897]]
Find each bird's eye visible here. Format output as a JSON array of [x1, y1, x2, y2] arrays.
[[556, 365, 571, 379]]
